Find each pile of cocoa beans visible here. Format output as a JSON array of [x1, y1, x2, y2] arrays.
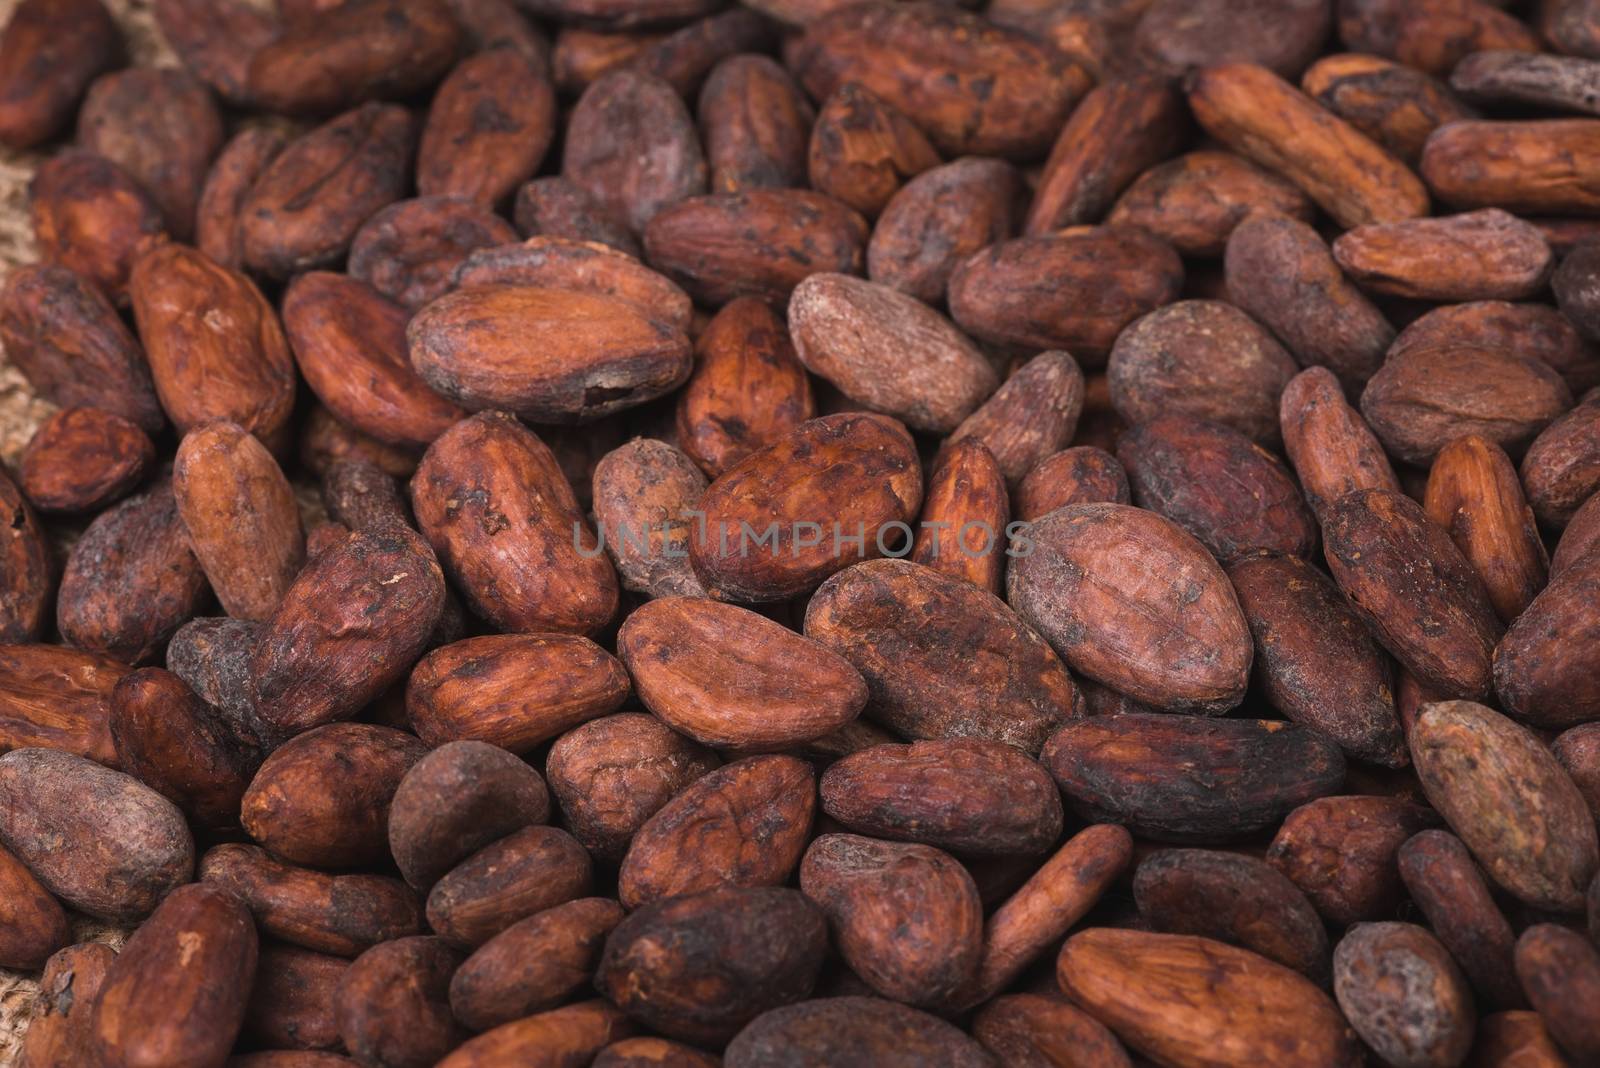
[[2, 0, 1600, 1064]]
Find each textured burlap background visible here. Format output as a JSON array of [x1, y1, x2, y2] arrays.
[[0, 1, 187, 1061]]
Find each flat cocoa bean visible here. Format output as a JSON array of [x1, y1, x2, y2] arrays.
[[820, 739, 1062, 856], [675, 296, 814, 477], [0, 263, 164, 434], [426, 825, 593, 947], [1266, 795, 1440, 924], [619, 754, 814, 909], [1227, 551, 1406, 766], [1398, 829, 1525, 1010], [0, 0, 118, 149], [1008, 503, 1253, 713], [334, 937, 464, 1068], [1134, 848, 1330, 982], [240, 723, 427, 868], [1410, 700, 1599, 912], [87, 884, 257, 1068], [597, 886, 827, 1046], [643, 189, 868, 306], [418, 47, 555, 208], [128, 243, 297, 444], [1332, 922, 1475, 1068], [449, 898, 624, 1031], [239, 103, 416, 278], [200, 843, 422, 957], [789, 3, 1091, 158], [948, 227, 1184, 368], [1322, 489, 1502, 699], [1042, 714, 1345, 843], [545, 713, 719, 862], [0, 748, 192, 922], [245, 0, 461, 115], [249, 524, 445, 739], [30, 149, 166, 302]]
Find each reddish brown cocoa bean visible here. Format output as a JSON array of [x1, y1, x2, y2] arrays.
[[514, 176, 640, 258], [867, 156, 1019, 305], [1227, 551, 1406, 767], [426, 825, 593, 948], [18, 407, 153, 515], [1424, 434, 1549, 625], [597, 886, 827, 1046], [789, 3, 1091, 158], [690, 412, 920, 602], [675, 296, 815, 477], [1225, 211, 1394, 390], [110, 668, 258, 831], [195, 127, 287, 270], [1134, 848, 1330, 982], [1301, 53, 1474, 167], [1108, 150, 1315, 257], [76, 68, 223, 241], [0, 0, 118, 149], [620, 597, 865, 750], [1411, 700, 1599, 913], [563, 69, 706, 235], [30, 149, 166, 302], [1042, 715, 1346, 843], [1514, 924, 1600, 1063], [805, 559, 1077, 753], [249, 524, 445, 740], [948, 227, 1184, 368], [953, 824, 1133, 1009], [449, 898, 625, 1031], [807, 81, 939, 219], [789, 272, 996, 434], [0, 841, 67, 971], [87, 884, 258, 1068], [1007, 503, 1253, 714], [1108, 300, 1299, 448], [643, 189, 868, 306], [909, 440, 1009, 594], [245, 944, 346, 1052], [1015, 447, 1130, 520], [1398, 829, 1525, 1010], [821, 739, 1063, 856], [245, 0, 462, 116], [545, 713, 720, 862], [334, 937, 464, 1068], [200, 843, 422, 957], [799, 834, 982, 1007], [1279, 367, 1401, 517], [726, 996, 995, 1068], [1025, 76, 1186, 234], [1266, 795, 1439, 925], [1322, 489, 1502, 700], [174, 420, 304, 623], [284, 272, 466, 450], [57, 481, 210, 666], [697, 54, 813, 194], [388, 741, 550, 891], [1118, 415, 1316, 562], [619, 754, 815, 909], [128, 243, 298, 445], [240, 723, 427, 869], [239, 103, 416, 279], [347, 197, 518, 311], [418, 47, 555, 208], [0, 263, 164, 434]]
